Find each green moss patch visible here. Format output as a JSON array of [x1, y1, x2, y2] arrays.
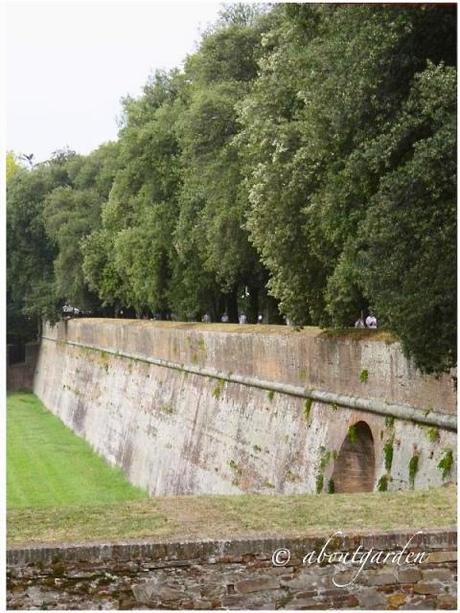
[[438, 449, 454, 480]]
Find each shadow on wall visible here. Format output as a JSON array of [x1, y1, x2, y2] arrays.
[[7, 342, 40, 392], [331, 421, 375, 493]]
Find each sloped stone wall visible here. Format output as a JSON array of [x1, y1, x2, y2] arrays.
[[32, 320, 457, 495]]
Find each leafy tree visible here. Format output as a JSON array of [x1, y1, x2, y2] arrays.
[[239, 3, 456, 370], [355, 63, 456, 373], [6, 3, 456, 373], [7, 165, 59, 341], [6, 151, 22, 182], [174, 9, 277, 322], [82, 71, 182, 316], [43, 143, 120, 309], [44, 186, 102, 307]]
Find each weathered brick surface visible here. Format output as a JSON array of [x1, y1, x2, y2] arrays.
[[7, 530, 457, 609], [33, 320, 457, 497]]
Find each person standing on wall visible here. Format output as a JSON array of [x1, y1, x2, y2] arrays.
[[354, 311, 366, 328], [365, 309, 378, 329]]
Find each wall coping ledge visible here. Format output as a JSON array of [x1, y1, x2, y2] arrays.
[[40, 335, 457, 430], [7, 527, 457, 567]]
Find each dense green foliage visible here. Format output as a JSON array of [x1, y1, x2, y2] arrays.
[[7, 3, 456, 373], [6, 151, 22, 182]]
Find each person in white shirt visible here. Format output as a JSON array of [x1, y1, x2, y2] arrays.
[[365, 310, 378, 329]]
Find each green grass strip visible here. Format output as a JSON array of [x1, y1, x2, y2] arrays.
[[7, 393, 456, 549], [7, 393, 147, 509]]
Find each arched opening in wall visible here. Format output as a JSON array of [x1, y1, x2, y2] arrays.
[[331, 421, 375, 493]]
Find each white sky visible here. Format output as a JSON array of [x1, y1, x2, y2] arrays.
[[7, 0, 222, 162]]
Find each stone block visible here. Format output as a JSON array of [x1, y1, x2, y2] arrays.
[[437, 594, 458, 609], [423, 551, 457, 564], [271, 566, 294, 576], [357, 588, 387, 609], [287, 598, 328, 610], [386, 592, 407, 609], [235, 576, 280, 593], [222, 594, 264, 609], [132, 582, 155, 603], [291, 590, 316, 600], [319, 588, 353, 598], [190, 599, 213, 609], [326, 593, 360, 609], [331, 569, 357, 587], [402, 598, 437, 610], [200, 584, 226, 599], [413, 581, 444, 595], [280, 575, 316, 589], [363, 571, 397, 586], [422, 568, 454, 582], [158, 586, 186, 601], [396, 567, 422, 583]]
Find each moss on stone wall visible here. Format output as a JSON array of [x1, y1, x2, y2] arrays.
[[438, 449, 454, 481]]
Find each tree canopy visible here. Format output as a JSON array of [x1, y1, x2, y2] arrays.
[[7, 3, 456, 373]]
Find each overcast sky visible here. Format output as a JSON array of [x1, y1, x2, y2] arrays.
[[7, 0, 222, 162]]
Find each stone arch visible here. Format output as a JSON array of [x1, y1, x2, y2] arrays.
[[331, 421, 375, 493]]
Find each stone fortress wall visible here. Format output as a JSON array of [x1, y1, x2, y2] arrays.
[[31, 319, 457, 496]]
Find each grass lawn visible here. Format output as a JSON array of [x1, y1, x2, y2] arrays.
[[8, 486, 456, 548], [7, 393, 456, 549], [7, 392, 147, 509]]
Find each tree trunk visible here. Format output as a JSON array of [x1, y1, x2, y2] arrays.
[[227, 289, 239, 323], [266, 294, 283, 324], [247, 285, 259, 324]]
